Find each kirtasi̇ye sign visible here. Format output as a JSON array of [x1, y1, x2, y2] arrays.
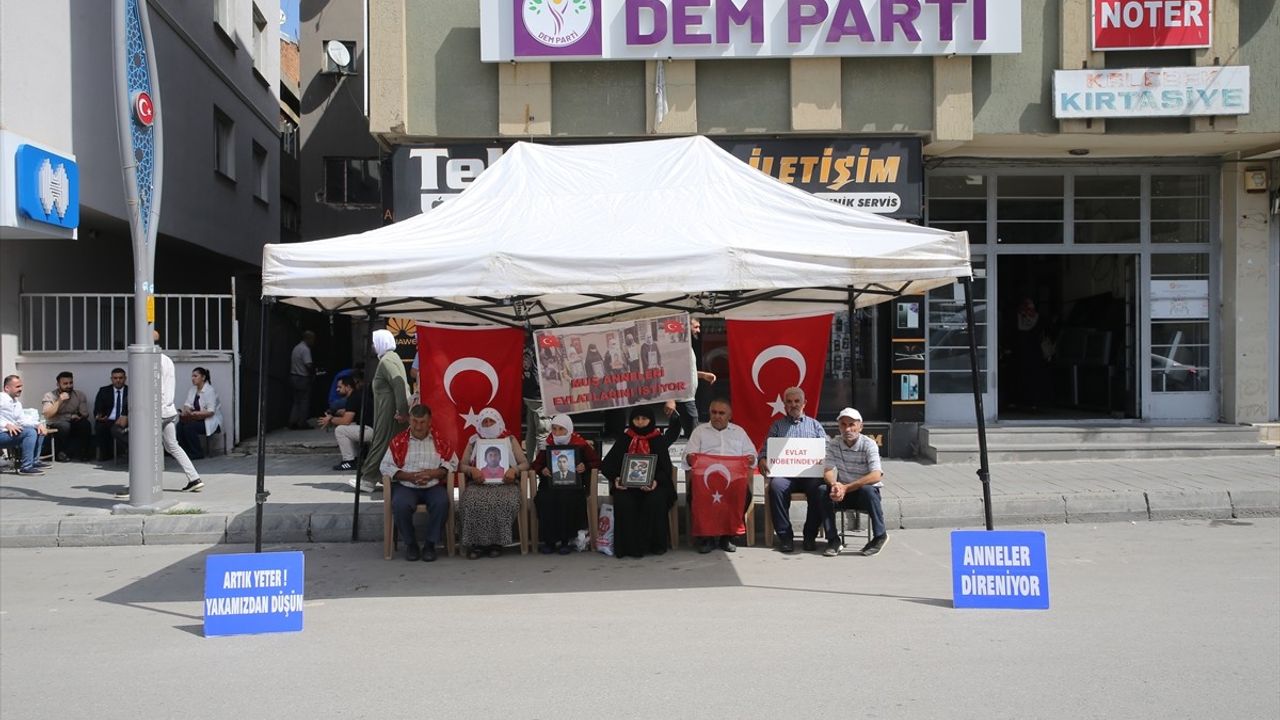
[[389, 137, 923, 220], [480, 0, 1023, 62], [951, 530, 1049, 610], [1053, 65, 1248, 119], [204, 551, 305, 637], [14, 144, 79, 230], [1092, 0, 1211, 51]]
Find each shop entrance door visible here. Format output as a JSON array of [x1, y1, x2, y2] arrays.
[[996, 254, 1138, 420]]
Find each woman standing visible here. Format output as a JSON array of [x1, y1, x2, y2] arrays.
[[601, 405, 680, 559], [531, 414, 600, 554], [458, 408, 529, 559], [176, 367, 222, 460]]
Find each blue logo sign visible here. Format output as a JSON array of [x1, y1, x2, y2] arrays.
[[951, 530, 1049, 610], [204, 551, 305, 637], [15, 144, 79, 229]]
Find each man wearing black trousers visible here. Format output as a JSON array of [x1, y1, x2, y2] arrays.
[[92, 368, 129, 460]]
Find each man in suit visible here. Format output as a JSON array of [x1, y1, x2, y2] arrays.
[[553, 452, 575, 485], [93, 367, 129, 460]]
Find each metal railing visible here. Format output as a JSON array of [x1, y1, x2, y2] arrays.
[[20, 293, 235, 353]]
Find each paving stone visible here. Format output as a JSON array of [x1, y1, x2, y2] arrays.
[[990, 494, 1068, 526], [142, 514, 227, 545], [1146, 490, 1233, 521], [1065, 492, 1149, 524], [0, 521, 62, 548], [226, 511, 310, 544], [58, 516, 144, 547], [899, 497, 986, 529], [1228, 489, 1280, 518]]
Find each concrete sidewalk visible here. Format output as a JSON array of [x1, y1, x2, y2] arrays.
[[2, 427, 1276, 548]]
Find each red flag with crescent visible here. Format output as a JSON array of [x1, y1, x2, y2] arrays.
[[417, 323, 525, 453], [690, 454, 752, 537], [727, 313, 833, 448]]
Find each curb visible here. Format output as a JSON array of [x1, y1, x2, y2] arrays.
[[1, 489, 1275, 548]]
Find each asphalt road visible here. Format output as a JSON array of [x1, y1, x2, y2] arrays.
[[2, 519, 1277, 719]]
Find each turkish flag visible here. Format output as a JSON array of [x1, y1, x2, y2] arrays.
[[416, 323, 525, 453], [727, 313, 833, 448], [689, 455, 752, 537]]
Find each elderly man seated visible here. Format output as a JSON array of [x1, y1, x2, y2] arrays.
[[820, 408, 889, 557], [380, 404, 457, 562]]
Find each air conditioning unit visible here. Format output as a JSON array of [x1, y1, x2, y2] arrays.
[[322, 40, 356, 75]]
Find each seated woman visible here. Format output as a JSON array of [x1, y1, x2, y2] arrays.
[[601, 405, 680, 559], [531, 413, 600, 555], [176, 367, 222, 460], [458, 408, 529, 559]]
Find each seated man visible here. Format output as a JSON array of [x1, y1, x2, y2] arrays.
[[760, 386, 828, 553], [380, 404, 457, 562], [320, 374, 372, 472], [1, 374, 49, 474], [92, 367, 129, 460], [821, 408, 889, 557], [684, 398, 756, 554], [41, 371, 92, 461]]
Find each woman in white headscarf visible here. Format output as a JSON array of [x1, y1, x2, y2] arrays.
[[458, 407, 529, 559], [352, 329, 411, 494], [530, 413, 601, 554]]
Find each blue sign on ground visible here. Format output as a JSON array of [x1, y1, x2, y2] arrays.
[[951, 530, 1050, 610], [204, 551, 305, 637]]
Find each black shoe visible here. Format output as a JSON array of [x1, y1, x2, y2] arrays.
[[34, 461, 52, 469], [181, 479, 204, 492], [778, 539, 795, 553], [332, 460, 355, 471], [405, 543, 421, 562], [421, 544, 437, 562], [17, 467, 44, 475], [823, 541, 842, 557], [696, 538, 714, 554], [802, 538, 817, 552], [862, 534, 889, 557], [55, 452, 69, 463], [719, 536, 737, 553]]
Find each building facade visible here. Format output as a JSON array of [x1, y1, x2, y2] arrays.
[[1, 0, 283, 449], [342, 0, 1278, 446]]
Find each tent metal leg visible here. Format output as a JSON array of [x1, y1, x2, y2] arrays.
[[960, 276, 994, 531], [351, 308, 376, 541], [254, 297, 273, 552]]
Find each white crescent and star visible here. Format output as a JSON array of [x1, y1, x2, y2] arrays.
[[750, 345, 806, 417], [703, 463, 734, 504], [442, 357, 499, 430]]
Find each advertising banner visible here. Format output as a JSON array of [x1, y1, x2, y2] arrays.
[[535, 312, 696, 414], [1053, 66, 1249, 119], [204, 551, 305, 637], [480, 0, 1023, 62], [1091, 0, 1211, 51]]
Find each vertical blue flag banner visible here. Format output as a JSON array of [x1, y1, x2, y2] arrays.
[[951, 530, 1050, 610], [204, 551, 305, 637]]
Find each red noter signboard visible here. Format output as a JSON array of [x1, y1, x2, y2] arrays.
[[1092, 0, 1212, 51]]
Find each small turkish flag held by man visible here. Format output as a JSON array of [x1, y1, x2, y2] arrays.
[[727, 313, 833, 448], [690, 455, 752, 537], [417, 323, 525, 452]]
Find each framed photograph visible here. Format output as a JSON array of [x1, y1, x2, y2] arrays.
[[475, 439, 512, 485], [548, 446, 579, 488], [621, 453, 656, 488]]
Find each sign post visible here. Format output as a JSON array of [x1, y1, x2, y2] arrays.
[[112, 0, 166, 507]]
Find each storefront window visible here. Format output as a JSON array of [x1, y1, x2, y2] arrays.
[[997, 176, 1063, 244], [1150, 254, 1210, 392], [927, 175, 987, 243], [1075, 175, 1140, 244], [927, 265, 987, 394], [1151, 174, 1210, 243]]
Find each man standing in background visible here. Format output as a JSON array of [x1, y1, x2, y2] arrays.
[[288, 330, 316, 430]]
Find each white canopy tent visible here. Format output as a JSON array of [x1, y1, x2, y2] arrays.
[[251, 136, 993, 551], [261, 136, 971, 324]]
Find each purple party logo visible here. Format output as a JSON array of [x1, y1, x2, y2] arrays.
[[515, 0, 601, 56]]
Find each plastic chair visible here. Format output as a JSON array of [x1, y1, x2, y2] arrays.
[[382, 472, 461, 560], [456, 470, 531, 555], [529, 469, 600, 550]]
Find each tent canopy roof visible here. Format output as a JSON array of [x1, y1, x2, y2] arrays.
[[261, 136, 970, 325]]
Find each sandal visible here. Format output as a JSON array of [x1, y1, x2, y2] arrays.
[[466, 548, 481, 560], [486, 546, 502, 558]]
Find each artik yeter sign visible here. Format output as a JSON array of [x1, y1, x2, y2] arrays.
[[480, 0, 1023, 62]]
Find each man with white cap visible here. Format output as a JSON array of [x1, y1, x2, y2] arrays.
[[352, 329, 409, 493], [820, 407, 888, 557]]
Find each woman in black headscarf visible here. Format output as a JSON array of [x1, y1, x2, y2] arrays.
[[601, 405, 681, 558]]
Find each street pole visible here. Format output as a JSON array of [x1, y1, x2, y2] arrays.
[[961, 276, 994, 531], [112, 0, 165, 506]]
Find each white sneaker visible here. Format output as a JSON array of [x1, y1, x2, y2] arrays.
[[346, 478, 380, 493]]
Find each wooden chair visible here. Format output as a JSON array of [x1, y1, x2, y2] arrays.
[[763, 484, 829, 547], [456, 470, 532, 555], [382, 472, 460, 560], [529, 469, 600, 550]]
